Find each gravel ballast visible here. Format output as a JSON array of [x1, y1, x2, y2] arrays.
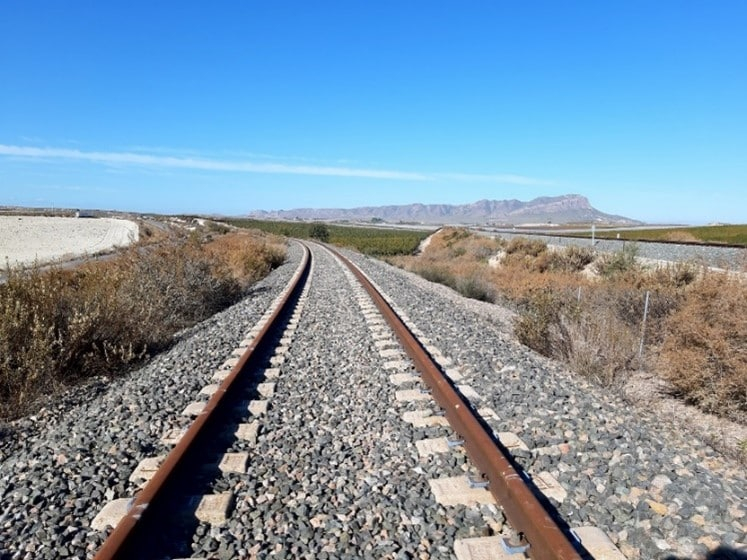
[[483, 231, 746, 270], [344, 248, 747, 559], [187, 245, 498, 559], [0, 244, 304, 559], [0, 240, 745, 559]]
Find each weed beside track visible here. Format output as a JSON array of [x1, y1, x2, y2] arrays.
[[0, 225, 286, 419], [392, 228, 747, 425]]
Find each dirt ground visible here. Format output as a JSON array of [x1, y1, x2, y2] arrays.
[[0, 216, 139, 268]]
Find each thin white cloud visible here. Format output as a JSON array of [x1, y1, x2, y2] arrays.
[[435, 172, 555, 187], [0, 144, 428, 181], [0, 144, 552, 186]]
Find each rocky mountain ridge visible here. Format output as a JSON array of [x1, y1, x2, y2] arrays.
[[249, 194, 640, 225]]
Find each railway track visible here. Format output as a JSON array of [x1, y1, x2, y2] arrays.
[[2, 241, 745, 559], [85, 242, 622, 560], [474, 229, 746, 271]]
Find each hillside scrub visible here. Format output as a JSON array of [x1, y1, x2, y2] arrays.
[[0, 228, 286, 419], [393, 228, 746, 423], [659, 272, 747, 423]]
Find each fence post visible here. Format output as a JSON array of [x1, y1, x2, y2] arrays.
[[638, 291, 650, 359]]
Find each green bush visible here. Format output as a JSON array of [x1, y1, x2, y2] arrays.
[[593, 243, 639, 276], [309, 223, 330, 242]]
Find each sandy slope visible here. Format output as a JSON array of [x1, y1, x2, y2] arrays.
[[0, 216, 139, 268]]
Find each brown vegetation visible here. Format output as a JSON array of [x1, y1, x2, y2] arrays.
[[662, 231, 700, 243], [659, 273, 747, 421], [393, 228, 746, 424], [0, 226, 286, 419]]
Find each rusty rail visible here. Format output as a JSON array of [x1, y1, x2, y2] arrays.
[[330, 246, 584, 560], [94, 243, 311, 560]]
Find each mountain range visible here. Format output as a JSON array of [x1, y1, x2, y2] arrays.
[[249, 194, 640, 225]]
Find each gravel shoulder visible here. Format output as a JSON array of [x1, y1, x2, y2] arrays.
[[0, 216, 139, 268], [482, 231, 747, 270], [345, 249, 747, 558]]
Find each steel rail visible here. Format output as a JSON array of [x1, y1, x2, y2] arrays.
[[330, 246, 585, 560], [94, 243, 311, 560]]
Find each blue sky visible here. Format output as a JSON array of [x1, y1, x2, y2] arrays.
[[1, 1, 745, 224]]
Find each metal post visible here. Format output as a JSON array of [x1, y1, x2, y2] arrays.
[[638, 291, 650, 359]]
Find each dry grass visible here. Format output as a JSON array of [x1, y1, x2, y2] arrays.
[[395, 228, 746, 422], [662, 231, 700, 243], [205, 231, 286, 285], [659, 272, 747, 423], [0, 226, 286, 419], [391, 228, 502, 303]]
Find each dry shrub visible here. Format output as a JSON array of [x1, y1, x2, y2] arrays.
[[396, 228, 502, 302], [593, 243, 640, 277], [500, 237, 549, 271], [647, 261, 701, 288], [418, 228, 500, 261], [430, 227, 471, 250], [559, 306, 639, 386], [663, 230, 699, 243], [409, 261, 495, 302], [205, 232, 286, 285], [0, 232, 286, 419], [490, 260, 582, 302], [659, 272, 747, 422], [112, 242, 242, 332], [503, 236, 547, 257], [417, 265, 458, 291], [498, 238, 593, 275], [0, 268, 69, 408], [557, 288, 641, 384], [396, 227, 747, 420], [543, 245, 596, 273], [454, 274, 495, 302], [514, 289, 564, 356], [514, 288, 639, 385], [512, 265, 684, 386]]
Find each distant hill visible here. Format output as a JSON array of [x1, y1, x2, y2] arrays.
[[248, 194, 640, 225]]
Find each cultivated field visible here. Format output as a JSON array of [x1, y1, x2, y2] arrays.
[[0, 216, 139, 268]]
